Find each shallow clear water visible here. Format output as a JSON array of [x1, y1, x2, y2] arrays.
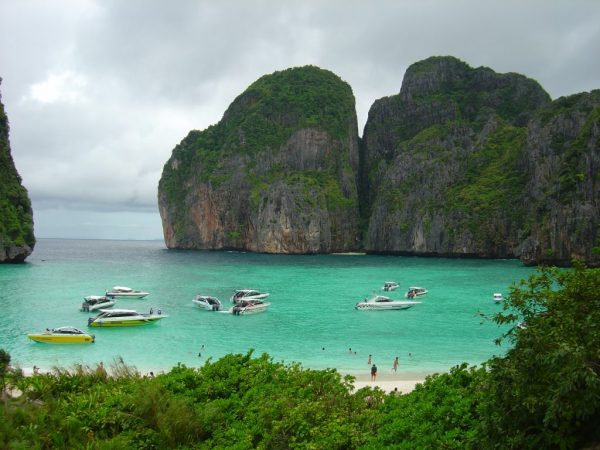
[[0, 239, 534, 377]]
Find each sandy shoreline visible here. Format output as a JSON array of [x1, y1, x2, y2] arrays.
[[347, 371, 428, 393]]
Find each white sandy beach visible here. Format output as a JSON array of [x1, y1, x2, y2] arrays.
[[352, 378, 423, 393], [349, 372, 426, 393]]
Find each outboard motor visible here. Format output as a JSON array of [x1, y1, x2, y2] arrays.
[[82, 303, 89, 312], [88, 317, 94, 326]]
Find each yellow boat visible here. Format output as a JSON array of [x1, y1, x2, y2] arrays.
[[28, 327, 95, 344], [87, 309, 167, 327]]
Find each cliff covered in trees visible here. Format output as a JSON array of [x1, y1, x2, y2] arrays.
[[0, 79, 35, 262], [159, 66, 360, 253], [159, 57, 599, 266]]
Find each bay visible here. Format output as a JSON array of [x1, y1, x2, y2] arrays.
[[0, 239, 534, 378]]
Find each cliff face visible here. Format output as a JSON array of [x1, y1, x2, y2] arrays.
[[0, 79, 35, 262], [362, 56, 599, 266], [519, 92, 600, 266], [159, 57, 599, 266], [159, 66, 360, 253]]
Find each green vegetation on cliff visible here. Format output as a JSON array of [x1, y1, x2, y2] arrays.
[[2, 265, 599, 448], [161, 65, 355, 194], [445, 123, 527, 239], [0, 79, 35, 260], [159, 66, 359, 252]]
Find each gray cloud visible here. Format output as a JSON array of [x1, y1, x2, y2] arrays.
[[1, 0, 599, 239]]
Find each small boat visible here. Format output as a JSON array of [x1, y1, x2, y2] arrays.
[[81, 295, 116, 312], [105, 286, 149, 299], [493, 293, 503, 303], [356, 295, 421, 310], [382, 281, 400, 292], [88, 309, 166, 327], [230, 299, 271, 315], [28, 326, 95, 344], [193, 295, 222, 311], [406, 287, 428, 299], [230, 289, 270, 303]]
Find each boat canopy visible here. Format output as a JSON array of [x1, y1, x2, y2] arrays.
[[112, 286, 133, 292]]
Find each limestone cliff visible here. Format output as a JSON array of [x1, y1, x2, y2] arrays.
[[159, 57, 599, 266], [158, 66, 360, 253], [362, 56, 599, 266], [519, 91, 600, 266], [0, 79, 35, 262]]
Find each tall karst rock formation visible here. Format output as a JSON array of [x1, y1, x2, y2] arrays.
[[0, 79, 35, 262], [159, 66, 360, 253], [362, 56, 599, 266], [159, 57, 599, 266]]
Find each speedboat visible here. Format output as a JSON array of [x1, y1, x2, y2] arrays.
[[88, 309, 166, 327], [493, 293, 503, 303], [28, 327, 95, 344], [193, 295, 222, 311], [405, 287, 428, 299], [105, 286, 150, 299], [230, 289, 270, 303], [382, 281, 400, 292], [230, 299, 271, 315], [81, 295, 116, 312], [356, 295, 421, 311]]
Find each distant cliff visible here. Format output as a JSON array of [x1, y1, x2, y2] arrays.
[[159, 66, 360, 253], [362, 56, 599, 267], [158, 57, 599, 266], [0, 79, 35, 262]]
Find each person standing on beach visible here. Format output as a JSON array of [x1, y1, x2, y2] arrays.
[[393, 356, 399, 372], [371, 364, 377, 381]]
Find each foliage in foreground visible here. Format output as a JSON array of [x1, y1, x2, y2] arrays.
[[481, 262, 600, 449], [1, 264, 599, 449]]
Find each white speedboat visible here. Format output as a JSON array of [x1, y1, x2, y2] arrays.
[[230, 299, 271, 315], [406, 287, 428, 298], [88, 309, 166, 327], [230, 289, 270, 303], [382, 281, 400, 292], [356, 295, 421, 311], [81, 295, 116, 312], [28, 327, 95, 344], [193, 295, 222, 311], [493, 293, 503, 303], [105, 286, 149, 299]]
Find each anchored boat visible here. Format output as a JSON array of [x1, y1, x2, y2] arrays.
[[193, 295, 222, 311], [81, 295, 116, 312], [88, 309, 166, 327], [105, 286, 149, 299], [356, 295, 421, 311], [28, 326, 95, 344]]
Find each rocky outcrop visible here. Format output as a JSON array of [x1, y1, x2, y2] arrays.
[[0, 78, 35, 263], [518, 92, 600, 266], [159, 66, 360, 253], [362, 56, 599, 267], [159, 57, 599, 266]]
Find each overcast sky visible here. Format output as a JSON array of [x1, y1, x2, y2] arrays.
[[1, 0, 599, 241]]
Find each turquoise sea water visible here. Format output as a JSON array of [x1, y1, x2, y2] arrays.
[[0, 239, 534, 378]]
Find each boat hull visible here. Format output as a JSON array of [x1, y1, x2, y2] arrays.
[[355, 302, 419, 310], [81, 301, 116, 312], [28, 334, 95, 344], [193, 301, 222, 311], [88, 317, 164, 327], [106, 292, 149, 299], [231, 303, 270, 315]]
